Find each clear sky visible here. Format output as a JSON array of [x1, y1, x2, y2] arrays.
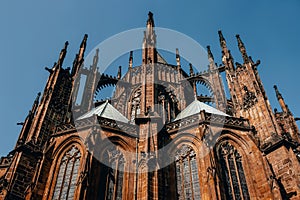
[[0, 0, 299, 156]]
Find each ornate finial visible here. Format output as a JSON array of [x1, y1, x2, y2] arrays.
[[273, 85, 282, 100], [142, 12, 157, 64], [78, 34, 88, 61], [35, 92, 41, 103], [147, 11, 154, 26], [117, 66, 122, 79], [64, 41, 69, 49], [72, 35, 88, 76], [236, 34, 249, 63], [207, 46, 216, 70], [129, 51, 133, 69], [189, 63, 194, 76], [218, 30, 226, 49], [57, 41, 69, 67], [236, 34, 244, 48], [274, 85, 290, 114], [207, 45, 214, 61], [30, 92, 41, 115], [176, 48, 181, 68], [81, 34, 88, 48], [176, 48, 180, 59], [93, 48, 99, 66]]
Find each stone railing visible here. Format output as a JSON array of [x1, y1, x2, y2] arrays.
[[166, 111, 250, 133], [55, 116, 137, 136]]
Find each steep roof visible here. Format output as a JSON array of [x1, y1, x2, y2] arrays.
[[175, 100, 229, 121], [77, 101, 129, 123]]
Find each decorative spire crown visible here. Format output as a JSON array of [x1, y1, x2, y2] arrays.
[[218, 30, 226, 49], [274, 85, 283, 100], [207, 45, 214, 61], [147, 11, 155, 27], [129, 51, 133, 69], [236, 34, 249, 63], [57, 41, 69, 67], [92, 48, 99, 66]]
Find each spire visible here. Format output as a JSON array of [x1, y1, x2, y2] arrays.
[[218, 30, 235, 71], [57, 41, 69, 68], [218, 30, 227, 50], [93, 48, 99, 67], [31, 92, 41, 114], [129, 51, 133, 69], [207, 46, 216, 71], [274, 85, 290, 113], [207, 45, 214, 61], [117, 66, 122, 79], [72, 34, 88, 76], [236, 34, 249, 63], [147, 11, 155, 28], [176, 48, 181, 69], [145, 11, 156, 44], [218, 30, 230, 62], [274, 85, 282, 100], [142, 12, 157, 64], [79, 34, 88, 61]]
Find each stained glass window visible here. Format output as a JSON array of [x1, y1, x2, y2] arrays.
[[175, 145, 201, 200], [52, 146, 81, 200], [219, 142, 250, 200], [105, 149, 125, 200]]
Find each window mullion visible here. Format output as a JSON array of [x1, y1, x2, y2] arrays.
[[225, 155, 236, 200], [188, 156, 195, 200], [233, 153, 245, 200], [179, 159, 185, 200], [113, 158, 119, 200], [65, 156, 76, 199], [58, 159, 69, 199]]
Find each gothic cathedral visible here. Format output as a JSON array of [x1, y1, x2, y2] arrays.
[[0, 12, 299, 200]]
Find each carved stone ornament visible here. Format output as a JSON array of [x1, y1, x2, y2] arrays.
[[243, 86, 257, 110]]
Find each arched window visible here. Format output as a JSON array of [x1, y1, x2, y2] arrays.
[[158, 87, 179, 122], [219, 142, 250, 200], [52, 146, 81, 200], [105, 149, 125, 200], [175, 144, 201, 200]]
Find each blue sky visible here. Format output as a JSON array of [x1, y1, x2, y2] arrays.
[[0, 0, 299, 156]]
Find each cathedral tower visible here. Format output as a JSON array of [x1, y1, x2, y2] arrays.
[[0, 12, 299, 200]]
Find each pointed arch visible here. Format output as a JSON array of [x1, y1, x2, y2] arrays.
[[51, 145, 82, 200], [43, 136, 86, 200], [215, 133, 251, 200], [103, 146, 126, 200], [174, 144, 202, 200]]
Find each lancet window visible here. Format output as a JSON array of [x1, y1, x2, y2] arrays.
[[52, 146, 81, 200], [219, 142, 250, 200], [175, 144, 201, 200]]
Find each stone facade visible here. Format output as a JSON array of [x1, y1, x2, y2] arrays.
[[0, 12, 299, 200]]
